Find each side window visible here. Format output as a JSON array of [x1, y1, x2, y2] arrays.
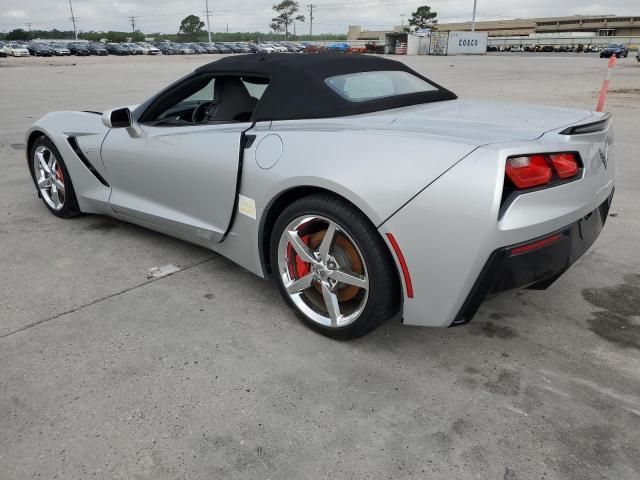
[[183, 78, 215, 103], [243, 78, 269, 100], [153, 78, 216, 124], [143, 75, 270, 126]]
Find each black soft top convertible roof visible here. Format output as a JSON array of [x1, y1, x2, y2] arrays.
[[195, 53, 457, 122]]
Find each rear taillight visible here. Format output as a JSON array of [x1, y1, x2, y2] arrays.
[[505, 152, 579, 189], [549, 153, 579, 179], [505, 155, 552, 189]]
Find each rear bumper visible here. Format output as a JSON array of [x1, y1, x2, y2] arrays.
[[452, 190, 614, 326]]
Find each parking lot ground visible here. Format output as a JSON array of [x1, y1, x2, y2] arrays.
[[1, 53, 639, 479]]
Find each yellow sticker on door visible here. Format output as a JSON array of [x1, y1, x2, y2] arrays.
[[238, 195, 257, 220]]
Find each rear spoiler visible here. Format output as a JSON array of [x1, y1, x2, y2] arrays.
[[560, 113, 611, 135]]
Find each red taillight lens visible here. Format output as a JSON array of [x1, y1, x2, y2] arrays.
[[549, 153, 579, 179], [505, 152, 580, 189], [505, 155, 552, 189]]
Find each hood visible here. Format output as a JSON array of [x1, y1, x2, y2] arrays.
[[374, 99, 594, 145]]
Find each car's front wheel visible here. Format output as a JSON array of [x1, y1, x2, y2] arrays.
[[29, 136, 80, 218], [270, 194, 400, 340]]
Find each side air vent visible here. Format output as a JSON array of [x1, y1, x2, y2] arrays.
[[67, 137, 110, 187]]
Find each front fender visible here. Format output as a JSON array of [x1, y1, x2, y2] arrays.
[[26, 111, 112, 214]]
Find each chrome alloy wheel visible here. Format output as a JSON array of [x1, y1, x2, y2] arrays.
[[33, 145, 66, 211], [277, 215, 369, 328]]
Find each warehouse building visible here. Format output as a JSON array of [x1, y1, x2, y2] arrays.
[[348, 15, 640, 41], [436, 15, 640, 37]]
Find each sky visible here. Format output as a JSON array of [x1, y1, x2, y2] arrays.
[[0, 0, 637, 35]]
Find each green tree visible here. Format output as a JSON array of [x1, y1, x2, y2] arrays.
[[6, 28, 30, 41], [178, 15, 205, 41], [408, 5, 438, 30], [270, 0, 305, 40]]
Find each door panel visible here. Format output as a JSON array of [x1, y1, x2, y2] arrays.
[[101, 122, 250, 244]]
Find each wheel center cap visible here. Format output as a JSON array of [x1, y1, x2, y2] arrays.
[[314, 265, 330, 281]]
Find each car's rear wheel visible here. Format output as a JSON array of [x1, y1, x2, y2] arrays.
[[30, 136, 80, 218], [270, 194, 399, 340]]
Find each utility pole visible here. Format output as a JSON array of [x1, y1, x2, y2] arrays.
[[129, 16, 137, 33], [401, 13, 406, 27], [68, 0, 78, 40], [26, 22, 32, 32], [308, 4, 314, 37], [471, 0, 478, 31], [204, 0, 212, 43], [226, 23, 229, 34]]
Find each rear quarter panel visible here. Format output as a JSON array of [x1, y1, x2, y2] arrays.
[[244, 120, 480, 226], [216, 120, 479, 278], [380, 121, 615, 327]]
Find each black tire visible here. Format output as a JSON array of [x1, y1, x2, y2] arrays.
[[29, 135, 81, 219], [269, 193, 400, 340]]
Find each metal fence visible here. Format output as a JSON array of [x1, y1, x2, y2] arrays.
[[488, 35, 640, 49]]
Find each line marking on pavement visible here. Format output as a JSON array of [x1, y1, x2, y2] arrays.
[[0, 256, 217, 341]]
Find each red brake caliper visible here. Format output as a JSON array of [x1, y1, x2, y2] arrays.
[[55, 165, 64, 182], [287, 234, 312, 279]]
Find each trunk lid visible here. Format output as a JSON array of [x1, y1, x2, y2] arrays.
[[378, 99, 594, 145]]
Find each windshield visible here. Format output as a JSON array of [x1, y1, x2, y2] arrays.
[[325, 70, 439, 103], [607, 44, 622, 48]]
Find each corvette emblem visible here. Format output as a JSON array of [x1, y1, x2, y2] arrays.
[[599, 144, 609, 169]]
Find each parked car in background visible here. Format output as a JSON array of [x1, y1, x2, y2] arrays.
[[247, 43, 268, 53], [137, 42, 161, 55], [213, 43, 231, 53], [326, 42, 351, 53], [279, 42, 299, 52], [49, 43, 71, 56], [68, 43, 91, 56], [304, 44, 323, 54], [27, 43, 54, 57], [154, 43, 177, 55], [87, 43, 109, 56], [188, 43, 207, 54], [105, 43, 131, 55], [0, 42, 7, 57], [257, 43, 276, 53], [600, 44, 628, 58], [222, 43, 243, 53], [3, 43, 30, 57], [199, 43, 219, 54], [175, 44, 195, 54], [268, 42, 288, 53], [228, 43, 250, 53], [122, 43, 145, 55], [636, 47, 640, 62]]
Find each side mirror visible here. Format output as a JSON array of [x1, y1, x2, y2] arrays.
[[102, 107, 132, 129]]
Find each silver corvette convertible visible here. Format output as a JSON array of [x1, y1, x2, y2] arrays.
[[26, 54, 615, 339]]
